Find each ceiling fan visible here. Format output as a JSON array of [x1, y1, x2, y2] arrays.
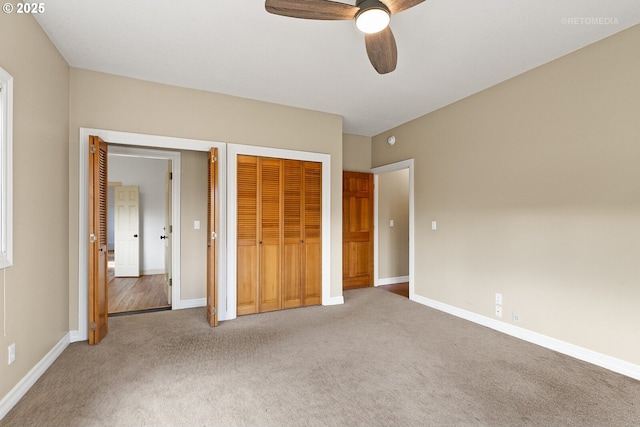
[[265, 0, 425, 74]]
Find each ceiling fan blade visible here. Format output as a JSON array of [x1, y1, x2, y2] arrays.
[[379, 0, 425, 15], [265, 0, 359, 20], [365, 27, 397, 74]]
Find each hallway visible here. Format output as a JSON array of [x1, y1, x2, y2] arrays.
[[108, 251, 170, 314]]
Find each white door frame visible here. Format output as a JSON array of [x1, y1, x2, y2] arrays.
[[371, 159, 415, 300], [76, 128, 227, 342]]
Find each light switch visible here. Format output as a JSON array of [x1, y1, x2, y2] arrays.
[[194, 220, 200, 230], [431, 220, 437, 231], [389, 219, 394, 228]]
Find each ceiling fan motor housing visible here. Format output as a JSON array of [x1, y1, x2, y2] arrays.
[[356, 0, 390, 15]]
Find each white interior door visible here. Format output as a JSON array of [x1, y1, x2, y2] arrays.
[[114, 185, 140, 277]]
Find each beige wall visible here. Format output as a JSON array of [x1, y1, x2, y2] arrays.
[[68, 68, 344, 330], [377, 169, 409, 279], [372, 24, 640, 365], [0, 13, 70, 399], [342, 133, 372, 172]]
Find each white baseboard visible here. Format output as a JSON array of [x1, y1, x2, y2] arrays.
[[173, 298, 206, 310], [69, 330, 83, 343], [375, 276, 410, 286], [0, 333, 70, 420], [411, 294, 640, 381], [142, 269, 165, 275], [326, 296, 344, 306]]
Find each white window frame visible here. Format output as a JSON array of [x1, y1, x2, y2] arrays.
[[0, 66, 13, 268]]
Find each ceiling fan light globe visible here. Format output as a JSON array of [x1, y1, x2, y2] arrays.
[[356, 8, 390, 34]]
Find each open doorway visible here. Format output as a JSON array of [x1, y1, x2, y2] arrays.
[[107, 151, 172, 315], [372, 160, 415, 300]]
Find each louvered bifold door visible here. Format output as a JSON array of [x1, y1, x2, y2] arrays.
[[259, 157, 283, 313], [302, 161, 322, 306], [282, 160, 303, 309], [89, 135, 109, 344], [237, 155, 259, 315]]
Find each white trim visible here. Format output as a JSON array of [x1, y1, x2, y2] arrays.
[[226, 143, 333, 321], [371, 159, 415, 299], [141, 269, 165, 276], [375, 276, 410, 286], [0, 67, 13, 269], [0, 333, 70, 419], [78, 128, 227, 339], [69, 330, 82, 343], [412, 294, 640, 381], [328, 296, 344, 305]]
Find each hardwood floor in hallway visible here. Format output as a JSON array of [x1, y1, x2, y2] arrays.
[[108, 251, 170, 314], [378, 282, 409, 298]]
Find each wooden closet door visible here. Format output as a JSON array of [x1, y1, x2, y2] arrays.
[[259, 157, 283, 312], [237, 155, 259, 315], [303, 161, 322, 306], [282, 160, 303, 309]]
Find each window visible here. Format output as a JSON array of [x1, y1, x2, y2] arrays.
[[0, 66, 13, 268]]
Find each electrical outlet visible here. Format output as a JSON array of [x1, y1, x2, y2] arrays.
[[8, 343, 15, 365], [495, 305, 502, 318], [513, 312, 521, 323], [495, 293, 503, 305]]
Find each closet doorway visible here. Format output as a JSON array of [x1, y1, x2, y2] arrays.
[[236, 155, 322, 315]]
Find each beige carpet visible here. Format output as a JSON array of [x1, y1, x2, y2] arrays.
[[2, 288, 639, 426]]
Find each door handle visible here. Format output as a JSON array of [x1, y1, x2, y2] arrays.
[[133, 234, 138, 238], [160, 235, 168, 239]]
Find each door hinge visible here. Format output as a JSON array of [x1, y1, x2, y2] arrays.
[[169, 225, 173, 233], [169, 172, 173, 180], [169, 278, 172, 287], [90, 322, 97, 331], [211, 156, 217, 163], [89, 234, 97, 243], [211, 231, 217, 240], [210, 307, 217, 315], [90, 144, 97, 154]]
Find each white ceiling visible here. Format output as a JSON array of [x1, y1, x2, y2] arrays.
[[35, 0, 640, 137]]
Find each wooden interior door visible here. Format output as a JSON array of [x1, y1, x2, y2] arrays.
[[303, 161, 322, 305], [88, 135, 108, 345], [207, 148, 219, 327], [237, 155, 259, 315], [114, 185, 140, 277], [342, 171, 374, 290], [258, 157, 283, 313]]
